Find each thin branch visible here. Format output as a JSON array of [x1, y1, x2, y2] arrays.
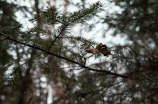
[[0, 32, 128, 79], [21, 52, 44, 66], [54, 18, 66, 24], [48, 24, 68, 51], [141, 90, 158, 102], [134, 40, 157, 59], [103, 17, 158, 23]]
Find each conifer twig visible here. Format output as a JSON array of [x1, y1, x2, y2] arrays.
[[0, 32, 128, 79], [48, 24, 68, 51]]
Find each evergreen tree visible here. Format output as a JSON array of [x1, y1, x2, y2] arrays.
[[1, 0, 158, 104], [102, 0, 158, 103]]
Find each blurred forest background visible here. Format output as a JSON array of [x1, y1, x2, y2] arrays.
[[1, 0, 158, 104]]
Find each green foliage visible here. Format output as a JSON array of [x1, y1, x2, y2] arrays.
[[1, 0, 158, 104], [31, 1, 102, 25], [0, 45, 12, 66]]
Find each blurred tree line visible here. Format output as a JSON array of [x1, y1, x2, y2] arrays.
[[0, 0, 158, 104]]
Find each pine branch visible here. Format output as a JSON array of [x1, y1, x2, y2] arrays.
[[48, 24, 68, 51], [45, 2, 102, 51], [0, 32, 128, 79]]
